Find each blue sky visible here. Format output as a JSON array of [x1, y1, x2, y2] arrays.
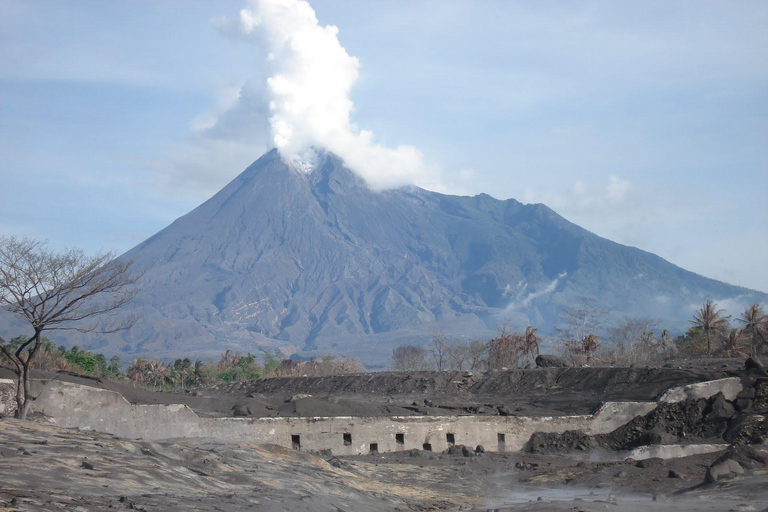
[[1, 0, 766, 292]]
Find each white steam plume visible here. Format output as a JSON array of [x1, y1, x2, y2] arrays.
[[215, 0, 439, 190], [505, 272, 567, 311]]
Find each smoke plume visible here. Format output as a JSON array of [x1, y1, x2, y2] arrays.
[[505, 272, 567, 311], [214, 0, 438, 190]]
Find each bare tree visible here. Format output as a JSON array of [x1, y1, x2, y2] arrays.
[[690, 300, 730, 357], [466, 339, 489, 372], [391, 344, 428, 371], [523, 326, 541, 362], [581, 333, 599, 363], [557, 297, 610, 364], [0, 236, 139, 419], [446, 340, 470, 370], [429, 332, 450, 371], [603, 318, 662, 364], [488, 324, 525, 370], [737, 304, 767, 357]]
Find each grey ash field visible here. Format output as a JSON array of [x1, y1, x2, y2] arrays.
[[1, 358, 768, 511]]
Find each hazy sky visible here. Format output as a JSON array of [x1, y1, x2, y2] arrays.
[[1, 0, 766, 292]]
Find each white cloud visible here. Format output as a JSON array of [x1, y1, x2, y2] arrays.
[[144, 79, 273, 197], [213, 0, 440, 190], [533, 174, 631, 211], [146, 138, 267, 198]]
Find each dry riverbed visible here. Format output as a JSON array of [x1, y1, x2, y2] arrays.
[[1, 419, 767, 511]]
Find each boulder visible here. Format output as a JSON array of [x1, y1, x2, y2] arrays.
[[707, 393, 736, 420], [446, 444, 474, 457], [734, 398, 753, 412], [705, 458, 744, 483], [648, 426, 678, 445], [714, 445, 768, 470], [446, 445, 462, 455], [232, 404, 252, 417], [635, 458, 665, 469], [535, 355, 571, 368], [745, 357, 765, 371]]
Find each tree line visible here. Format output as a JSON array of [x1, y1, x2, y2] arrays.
[[392, 326, 542, 372], [0, 338, 364, 391], [392, 298, 768, 371]]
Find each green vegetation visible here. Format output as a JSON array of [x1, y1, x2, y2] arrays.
[[1, 341, 364, 391]]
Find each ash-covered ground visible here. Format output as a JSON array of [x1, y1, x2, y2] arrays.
[[1, 357, 767, 511]]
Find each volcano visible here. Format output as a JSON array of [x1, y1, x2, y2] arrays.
[[26, 149, 766, 365]]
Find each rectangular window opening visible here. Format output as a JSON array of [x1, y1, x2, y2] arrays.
[[343, 433, 352, 446], [422, 443, 432, 451], [498, 433, 506, 452], [292, 434, 301, 451], [396, 433, 405, 445], [369, 443, 378, 454], [446, 433, 456, 446]]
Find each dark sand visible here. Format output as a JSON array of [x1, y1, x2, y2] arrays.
[[1, 358, 766, 511], [2, 357, 745, 420], [1, 419, 766, 511]]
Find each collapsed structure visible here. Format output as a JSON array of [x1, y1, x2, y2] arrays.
[[2, 363, 763, 461]]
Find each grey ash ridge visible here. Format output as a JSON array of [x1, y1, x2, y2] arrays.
[[60, 149, 766, 362]]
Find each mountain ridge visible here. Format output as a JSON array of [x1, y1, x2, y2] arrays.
[[3, 149, 763, 366]]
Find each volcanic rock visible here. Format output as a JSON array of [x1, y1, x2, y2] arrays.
[[705, 458, 744, 483], [535, 355, 571, 368]]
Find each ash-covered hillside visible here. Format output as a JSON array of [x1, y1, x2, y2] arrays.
[[24, 149, 765, 365]]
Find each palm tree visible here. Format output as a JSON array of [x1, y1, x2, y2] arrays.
[[737, 304, 767, 357], [190, 359, 207, 387], [690, 301, 730, 357], [127, 358, 148, 386], [722, 328, 748, 358], [145, 359, 170, 390]]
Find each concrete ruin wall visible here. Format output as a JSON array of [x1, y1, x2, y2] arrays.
[[657, 377, 743, 403], [0, 379, 17, 417], [27, 377, 742, 456]]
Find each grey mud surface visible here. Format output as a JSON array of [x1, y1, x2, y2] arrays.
[[1, 358, 766, 510], [1, 419, 767, 511]]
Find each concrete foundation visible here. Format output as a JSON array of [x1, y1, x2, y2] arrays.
[[657, 377, 742, 403], [625, 443, 730, 461], [25, 376, 743, 456]]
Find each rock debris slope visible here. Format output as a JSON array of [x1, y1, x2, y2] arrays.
[[39, 149, 766, 363]]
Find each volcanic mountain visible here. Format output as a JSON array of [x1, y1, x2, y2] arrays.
[[20, 149, 767, 365]]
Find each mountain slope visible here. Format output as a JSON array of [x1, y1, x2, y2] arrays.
[[12, 149, 764, 365]]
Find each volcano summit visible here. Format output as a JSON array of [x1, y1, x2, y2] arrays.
[[33, 150, 765, 365]]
